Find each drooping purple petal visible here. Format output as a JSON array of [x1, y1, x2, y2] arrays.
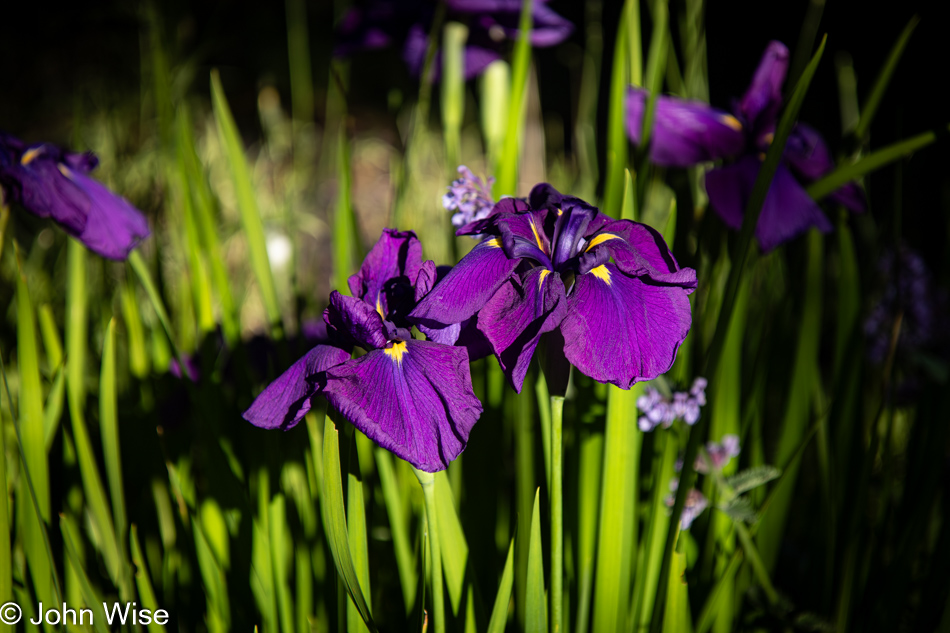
[[63, 167, 150, 260], [626, 88, 745, 167], [578, 219, 698, 290], [2, 149, 90, 233], [325, 291, 390, 350], [477, 267, 568, 392], [322, 340, 483, 472], [706, 156, 833, 252], [243, 344, 352, 430], [561, 264, 692, 388], [348, 228, 424, 321], [785, 124, 867, 213], [410, 238, 519, 336], [739, 41, 789, 135]]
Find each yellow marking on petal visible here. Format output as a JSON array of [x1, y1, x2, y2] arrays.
[[375, 294, 385, 319], [57, 164, 74, 179], [585, 232, 620, 252], [486, 238, 501, 248], [384, 341, 408, 364], [720, 114, 743, 132], [530, 220, 544, 251], [538, 269, 551, 289], [557, 208, 563, 216], [589, 264, 611, 285], [21, 147, 45, 165], [762, 132, 775, 145]]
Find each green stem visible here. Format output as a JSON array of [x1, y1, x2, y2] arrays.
[[415, 469, 445, 633], [551, 395, 565, 633]]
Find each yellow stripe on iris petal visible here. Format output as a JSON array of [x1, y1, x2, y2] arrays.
[[530, 220, 545, 251], [720, 114, 743, 131], [589, 265, 611, 285], [375, 294, 385, 318], [585, 233, 620, 252], [538, 269, 551, 289], [57, 164, 74, 179], [486, 238, 501, 248], [384, 341, 408, 364], [20, 147, 45, 165]]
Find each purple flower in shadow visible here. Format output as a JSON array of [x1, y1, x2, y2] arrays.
[[334, 0, 573, 80], [0, 132, 149, 260], [625, 89, 746, 167], [244, 229, 483, 472], [410, 183, 697, 392], [704, 42, 866, 252]]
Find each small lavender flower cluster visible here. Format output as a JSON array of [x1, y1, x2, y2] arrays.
[[667, 434, 741, 529], [442, 166, 495, 228], [666, 482, 709, 530], [637, 377, 707, 431]]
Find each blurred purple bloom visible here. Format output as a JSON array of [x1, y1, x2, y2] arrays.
[[625, 88, 745, 167], [666, 483, 708, 530], [334, 0, 573, 80], [444, 165, 495, 228], [705, 42, 866, 252], [411, 183, 697, 392], [0, 132, 149, 260], [637, 377, 707, 431], [864, 245, 942, 364], [244, 229, 482, 472], [694, 434, 740, 473]]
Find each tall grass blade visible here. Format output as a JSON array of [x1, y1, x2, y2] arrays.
[[210, 69, 284, 338], [130, 524, 169, 633], [99, 318, 133, 601], [347, 454, 372, 633], [603, 2, 630, 217], [322, 412, 377, 631], [441, 22, 468, 170], [853, 16, 919, 141], [60, 514, 110, 633], [495, 0, 533, 196], [480, 61, 510, 171], [525, 488, 547, 633], [488, 537, 516, 633], [375, 449, 417, 613]]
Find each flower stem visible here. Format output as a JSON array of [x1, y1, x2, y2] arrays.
[[414, 469, 445, 633], [551, 395, 565, 633]]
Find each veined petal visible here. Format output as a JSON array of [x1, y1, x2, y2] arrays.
[[1, 152, 89, 233], [626, 88, 745, 167], [322, 340, 483, 472], [498, 211, 553, 267], [562, 264, 692, 388], [580, 219, 697, 291], [410, 237, 519, 336], [325, 291, 389, 350], [477, 267, 567, 392], [243, 344, 352, 430], [706, 157, 833, 252]]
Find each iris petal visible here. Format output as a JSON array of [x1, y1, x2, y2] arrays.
[[739, 41, 789, 133], [348, 228, 425, 321], [243, 344, 352, 430], [65, 168, 150, 260], [626, 88, 745, 167], [410, 238, 519, 338], [325, 291, 390, 350], [322, 340, 483, 472], [561, 264, 692, 388], [477, 267, 568, 392]]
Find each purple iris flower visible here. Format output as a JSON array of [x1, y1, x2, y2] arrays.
[[625, 89, 746, 167], [0, 132, 150, 260], [244, 229, 483, 472], [704, 41, 866, 252], [334, 0, 573, 80], [410, 184, 697, 392]]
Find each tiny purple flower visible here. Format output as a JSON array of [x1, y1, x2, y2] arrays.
[[443, 166, 495, 228], [637, 377, 707, 431], [666, 483, 708, 530], [411, 183, 697, 393], [0, 132, 149, 260], [696, 434, 741, 473], [244, 229, 483, 472]]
